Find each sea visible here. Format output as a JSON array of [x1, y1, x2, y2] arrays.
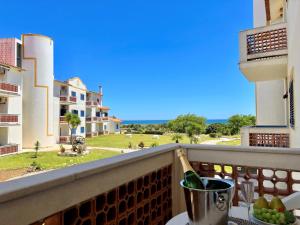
[[122, 119, 227, 125]]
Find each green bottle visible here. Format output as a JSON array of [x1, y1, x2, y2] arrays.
[[178, 149, 205, 189]]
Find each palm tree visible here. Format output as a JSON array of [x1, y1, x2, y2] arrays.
[[65, 112, 81, 151], [171, 133, 183, 143]]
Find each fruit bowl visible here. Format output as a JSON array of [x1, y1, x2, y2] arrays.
[[251, 214, 297, 225]]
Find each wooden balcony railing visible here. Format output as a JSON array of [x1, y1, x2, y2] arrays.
[[59, 116, 67, 123], [60, 96, 77, 104], [0, 114, 19, 124], [1, 144, 300, 225], [241, 126, 290, 148], [86, 101, 99, 107], [240, 23, 288, 62], [0, 83, 19, 94], [0, 144, 18, 155], [59, 136, 70, 144], [86, 117, 98, 122]]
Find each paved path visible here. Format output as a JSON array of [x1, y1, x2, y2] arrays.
[[201, 137, 238, 145]]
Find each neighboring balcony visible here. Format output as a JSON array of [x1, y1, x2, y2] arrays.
[[0, 144, 18, 155], [59, 136, 70, 144], [239, 23, 288, 81], [241, 125, 289, 148], [2, 144, 300, 225], [59, 116, 68, 124], [0, 114, 20, 126], [86, 116, 98, 123], [60, 95, 77, 105], [0, 82, 20, 97], [86, 101, 99, 107], [86, 131, 98, 137]]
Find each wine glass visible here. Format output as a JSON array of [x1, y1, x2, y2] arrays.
[[240, 180, 255, 220]]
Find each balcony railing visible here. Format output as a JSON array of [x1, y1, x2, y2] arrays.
[[241, 126, 290, 148], [60, 95, 77, 105], [1, 144, 300, 225], [240, 23, 287, 62], [0, 144, 18, 155], [0, 114, 19, 125], [86, 101, 99, 107], [86, 117, 98, 123], [59, 136, 70, 144], [0, 83, 20, 96], [59, 116, 67, 124]]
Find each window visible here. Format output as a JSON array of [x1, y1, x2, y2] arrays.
[[104, 125, 107, 130], [72, 110, 78, 115], [289, 80, 295, 128], [16, 43, 22, 67], [96, 112, 100, 117], [80, 110, 85, 117], [71, 128, 76, 135], [116, 124, 119, 129], [71, 91, 76, 97], [80, 94, 85, 101], [80, 127, 85, 133]]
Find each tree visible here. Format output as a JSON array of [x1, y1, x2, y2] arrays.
[[65, 112, 81, 151], [168, 114, 206, 134], [227, 114, 256, 135], [34, 141, 40, 158], [171, 133, 183, 143], [206, 123, 231, 135]]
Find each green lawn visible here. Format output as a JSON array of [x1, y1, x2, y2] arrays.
[[0, 150, 120, 171], [86, 134, 215, 148], [217, 139, 241, 146]]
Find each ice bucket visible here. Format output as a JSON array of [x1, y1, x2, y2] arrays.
[[181, 177, 235, 225]]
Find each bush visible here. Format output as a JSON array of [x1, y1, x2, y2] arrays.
[[59, 144, 66, 153], [144, 130, 164, 135], [150, 142, 158, 147], [209, 133, 222, 138], [138, 141, 145, 149], [29, 161, 42, 172], [128, 142, 133, 149]]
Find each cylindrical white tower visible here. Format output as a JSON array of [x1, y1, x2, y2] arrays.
[[22, 34, 55, 148]]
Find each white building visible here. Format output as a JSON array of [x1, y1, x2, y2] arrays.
[[0, 34, 121, 154], [240, 0, 300, 148]]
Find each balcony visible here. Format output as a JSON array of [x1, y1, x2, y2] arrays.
[[0, 114, 19, 126], [86, 117, 98, 123], [239, 23, 288, 81], [0, 144, 18, 155], [59, 116, 67, 124], [0, 82, 20, 97], [241, 125, 289, 148], [86, 131, 98, 137], [59, 136, 70, 144], [60, 95, 77, 105], [1, 144, 300, 225], [86, 101, 99, 107]]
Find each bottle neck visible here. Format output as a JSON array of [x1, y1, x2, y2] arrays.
[[178, 154, 195, 173]]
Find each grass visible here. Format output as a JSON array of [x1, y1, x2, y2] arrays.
[[86, 134, 215, 148], [217, 139, 241, 146], [0, 150, 120, 171]]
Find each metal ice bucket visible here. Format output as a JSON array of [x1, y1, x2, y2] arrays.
[[181, 177, 235, 225]]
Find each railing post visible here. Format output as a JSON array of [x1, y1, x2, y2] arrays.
[[172, 147, 186, 215]]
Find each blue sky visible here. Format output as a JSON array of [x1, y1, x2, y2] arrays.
[[1, 0, 255, 120]]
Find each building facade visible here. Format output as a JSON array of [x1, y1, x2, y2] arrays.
[[240, 0, 300, 148], [0, 34, 121, 154]]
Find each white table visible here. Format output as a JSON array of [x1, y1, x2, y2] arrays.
[[166, 207, 248, 225]]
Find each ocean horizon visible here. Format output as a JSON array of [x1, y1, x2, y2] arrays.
[[122, 119, 228, 125]]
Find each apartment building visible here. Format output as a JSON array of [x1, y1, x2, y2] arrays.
[[0, 34, 121, 154], [239, 0, 300, 148]]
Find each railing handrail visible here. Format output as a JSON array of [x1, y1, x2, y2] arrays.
[[0, 143, 178, 205], [240, 22, 287, 35]]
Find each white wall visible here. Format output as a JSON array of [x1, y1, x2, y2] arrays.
[[253, 0, 267, 27], [256, 80, 287, 126], [53, 96, 60, 143], [22, 35, 55, 148], [287, 0, 300, 147]]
